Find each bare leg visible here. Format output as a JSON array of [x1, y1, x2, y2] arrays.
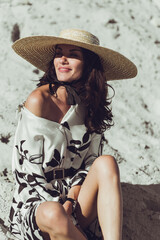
[[36, 155, 122, 240], [36, 201, 87, 240], [76, 155, 123, 240]]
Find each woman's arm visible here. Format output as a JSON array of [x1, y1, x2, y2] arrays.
[[63, 185, 81, 215], [64, 133, 103, 215], [69, 133, 104, 188]]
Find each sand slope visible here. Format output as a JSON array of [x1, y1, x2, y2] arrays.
[[0, 0, 160, 239]]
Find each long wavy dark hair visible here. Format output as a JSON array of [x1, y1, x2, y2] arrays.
[[37, 47, 114, 134]]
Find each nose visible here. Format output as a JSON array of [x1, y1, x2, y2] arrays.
[[60, 55, 68, 64]]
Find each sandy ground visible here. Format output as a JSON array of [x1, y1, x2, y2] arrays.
[[0, 0, 160, 239]]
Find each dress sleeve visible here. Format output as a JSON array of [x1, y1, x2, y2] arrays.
[[69, 133, 104, 187], [12, 108, 60, 205]]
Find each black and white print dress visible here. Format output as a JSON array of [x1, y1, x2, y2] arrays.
[[9, 103, 103, 240]]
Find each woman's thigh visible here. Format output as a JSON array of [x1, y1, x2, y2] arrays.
[[76, 155, 120, 228]]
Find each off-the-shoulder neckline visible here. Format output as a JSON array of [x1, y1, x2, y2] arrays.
[[22, 105, 77, 126]]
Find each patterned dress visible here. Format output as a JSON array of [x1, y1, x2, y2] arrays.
[[9, 103, 103, 240]]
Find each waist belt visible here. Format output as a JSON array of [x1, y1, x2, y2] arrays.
[[45, 167, 76, 182]]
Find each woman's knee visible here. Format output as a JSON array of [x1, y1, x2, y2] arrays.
[[92, 155, 120, 180], [36, 201, 69, 234]]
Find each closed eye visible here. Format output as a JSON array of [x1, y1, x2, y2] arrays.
[[55, 52, 80, 59], [70, 53, 78, 58]]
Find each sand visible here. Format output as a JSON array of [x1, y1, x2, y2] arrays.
[[0, 0, 160, 239]]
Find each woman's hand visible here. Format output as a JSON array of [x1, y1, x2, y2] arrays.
[[63, 185, 81, 215], [63, 200, 73, 215]]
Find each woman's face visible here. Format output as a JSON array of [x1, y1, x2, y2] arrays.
[[53, 44, 84, 82]]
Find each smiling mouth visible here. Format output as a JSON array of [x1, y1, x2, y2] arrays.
[[58, 67, 71, 72]]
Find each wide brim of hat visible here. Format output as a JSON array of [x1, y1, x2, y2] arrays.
[[12, 35, 137, 81]]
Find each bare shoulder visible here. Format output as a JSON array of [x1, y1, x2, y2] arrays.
[[25, 85, 50, 117]]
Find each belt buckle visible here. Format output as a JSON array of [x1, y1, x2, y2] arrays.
[[53, 168, 65, 179]]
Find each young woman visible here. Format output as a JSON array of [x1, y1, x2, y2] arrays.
[[9, 29, 137, 240]]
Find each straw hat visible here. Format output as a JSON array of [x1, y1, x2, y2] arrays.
[[12, 28, 137, 81]]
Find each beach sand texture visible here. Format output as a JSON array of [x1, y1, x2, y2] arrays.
[[0, 0, 160, 239]]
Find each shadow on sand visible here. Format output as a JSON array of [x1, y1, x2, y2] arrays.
[[122, 183, 160, 240]]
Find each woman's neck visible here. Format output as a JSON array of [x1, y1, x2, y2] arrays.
[[49, 77, 84, 105], [54, 86, 68, 105]]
